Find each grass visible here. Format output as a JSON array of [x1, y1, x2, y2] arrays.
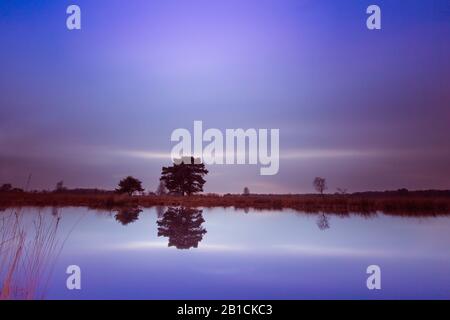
[[1, 191, 450, 215], [0, 209, 61, 300]]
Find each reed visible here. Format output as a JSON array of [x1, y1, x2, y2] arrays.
[[0, 209, 61, 300]]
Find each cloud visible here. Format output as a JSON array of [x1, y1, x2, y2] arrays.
[[272, 244, 391, 258], [280, 149, 380, 160], [117, 147, 396, 162], [113, 241, 242, 252], [113, 150, 171, 161], [113, 241, 391, 258]]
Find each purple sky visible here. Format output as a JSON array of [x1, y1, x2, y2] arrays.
[[0, 0, 449, 193]]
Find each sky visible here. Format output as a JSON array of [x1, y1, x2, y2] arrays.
[[0, 0, 449, 193]]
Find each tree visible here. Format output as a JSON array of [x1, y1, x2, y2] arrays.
[[0, 184, 12, 192], [313, 177, 327, 195], [242, 187, 250, 196], [116, 176, 144, 196], [157, 207, 207, 249], [156, 180, 167, 196], [55, 180, 67, 192], [160, 157, 208, 196]]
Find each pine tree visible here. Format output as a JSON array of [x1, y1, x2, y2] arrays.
[[160, 157, 208, 196]]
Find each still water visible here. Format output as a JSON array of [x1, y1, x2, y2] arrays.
[[1, 207, 450, 300]]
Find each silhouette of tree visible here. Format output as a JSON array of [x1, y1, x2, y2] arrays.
[[313, 177, 327, 195], [243, 187, 250, 196], [157, 207, 207, 249], [160, 157, 208, 196], [397, 188, 409, 195], [156, 180, 167, 196], [317, 213, 330, 230], [55, 181, 67, 192], [0, 184, 12, 192], [114, 207, 142, 225], [116, 176, 144, 196]]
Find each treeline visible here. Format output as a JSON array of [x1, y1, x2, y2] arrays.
[[0, 183, 114, 195], [2, 184, 450, 199], [0, 184, 24, 193], [1, 159, 449, 215], [351, 189, 450, 197]]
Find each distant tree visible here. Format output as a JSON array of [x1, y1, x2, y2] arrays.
[[116, 176, 144, 196], [0, 183, 12, 192], [336, 187, 348, 195], [313, 177, 327, 195], [397, 188, 409, 195], [55, 180, 67, 192], [25, 173, 32, 192], [160, 157, 208, 196], [205, 193, 219, 197], [243, 187, 250, 196], [156, 180, 168, 196]]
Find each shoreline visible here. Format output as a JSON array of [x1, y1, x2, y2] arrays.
[[1, 192, 450, 215]]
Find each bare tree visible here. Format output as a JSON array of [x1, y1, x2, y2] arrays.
[[55, 181, 66, 192], [313, 177, 327, 195], [242, 187, 250, 196], [336, 187, 348, 195]]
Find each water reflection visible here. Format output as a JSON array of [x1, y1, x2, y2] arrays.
[[316, 213, 330, 230], [114, 207, 143, 226], [155, 206, 165, 219], [157, 207, 207, 249], [3, 206, 450, 299]]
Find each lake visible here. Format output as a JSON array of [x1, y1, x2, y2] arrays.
[[1, 206, 450, 300]]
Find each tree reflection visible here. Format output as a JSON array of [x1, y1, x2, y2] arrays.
[[114, 207, 142, 225], [316, 213, 330, 230], [155, 206, 165, 219], [157, 207, 207, 249]]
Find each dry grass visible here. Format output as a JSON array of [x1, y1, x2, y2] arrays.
[[0, 209, 61, 300], [1, 192, 449, 215]]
